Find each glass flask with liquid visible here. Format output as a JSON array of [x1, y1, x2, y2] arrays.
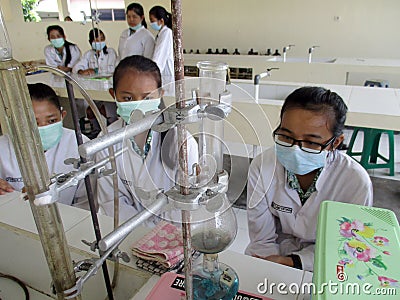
[[190, 192, 239, 300]]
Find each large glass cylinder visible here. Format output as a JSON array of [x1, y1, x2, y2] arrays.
[[197, 61, 228, 185], [0, 7, 79, 299]]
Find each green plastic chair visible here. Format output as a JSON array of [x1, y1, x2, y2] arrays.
[[346, 127, 395, 176]]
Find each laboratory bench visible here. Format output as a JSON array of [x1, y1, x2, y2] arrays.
[[0, 191, 312, 299]]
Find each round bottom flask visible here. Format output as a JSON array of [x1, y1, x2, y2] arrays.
[[190, 192, 239, 299]]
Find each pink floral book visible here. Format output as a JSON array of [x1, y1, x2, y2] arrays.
[[314, 201, 399, 299], [131, 221, 184, 268]]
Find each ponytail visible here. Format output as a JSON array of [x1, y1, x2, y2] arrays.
[[64, 40, 74, 67]]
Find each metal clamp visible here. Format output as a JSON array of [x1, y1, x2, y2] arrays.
[[63, 241, 120, 299], [152, 104, 201, 132], [166, 187, 202, 211]]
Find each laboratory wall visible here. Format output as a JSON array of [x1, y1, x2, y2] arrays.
[[1, 0, 399, 62]]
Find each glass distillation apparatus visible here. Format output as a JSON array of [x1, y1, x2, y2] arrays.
[[189, 61, 239, 299]]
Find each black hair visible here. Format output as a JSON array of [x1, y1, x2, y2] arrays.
[[113, 55, 161, 91], [46, 25, 76, 67], [126, 3, 147, 28], [89, 28, 108, 55], [149, 5, 172, 29], [28, 83, 61, 110], [280, 86, 348, 137]]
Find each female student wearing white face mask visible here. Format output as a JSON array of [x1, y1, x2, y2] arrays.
[[44, 25, 81, 73], [149, 6, 174, 92], [245, 86, 373, 272], [0, 83, 89, 208], [95, 55, 198, 222], [73, 28, 118, 76], [118, 3, 155, 60]]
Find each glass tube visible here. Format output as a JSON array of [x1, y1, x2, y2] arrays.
[[197, 61, 228, 184], [0, 7, 79, 299]]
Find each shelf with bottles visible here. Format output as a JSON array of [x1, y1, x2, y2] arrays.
[[184, 65, 252, 80]]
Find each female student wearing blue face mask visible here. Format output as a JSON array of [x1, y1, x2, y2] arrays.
[[73, 28, 119, 132], [44, 25, 81, 73], [245, 86, 373, 272], [118, 2, 155, 60], [73, 28, 118, 76], [0, 83, 89, 208], [149, 6, 174, 93], [95, 55, 198, 222]]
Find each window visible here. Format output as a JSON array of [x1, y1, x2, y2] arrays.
[[91, 8, 125, 21], [22, 0, 125, 22]]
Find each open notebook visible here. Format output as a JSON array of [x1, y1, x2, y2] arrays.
[[313, 201, 400, 299]]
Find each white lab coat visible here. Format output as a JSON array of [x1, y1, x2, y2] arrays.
[[72, 47, 118, 75], [245, 147, 373, 272], [118, 27, 155, 60], [0, 128, 90, 208], [44, 43, 81, 69], [95, 118, 198, 223], [153, 26, 175, 90]]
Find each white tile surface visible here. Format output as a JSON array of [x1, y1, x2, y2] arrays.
[[0, 190, 23, 206], [0, 194, 90, 234]]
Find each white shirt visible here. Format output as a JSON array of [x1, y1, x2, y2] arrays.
[[44, 43, 81, 69], [118, 27, 155, 60], [72, 47, 118, 75], [245, 147, 373, 272], [153, 26, 175, 88], [0, 128, 90, 207], [96, 118, 198, 223]]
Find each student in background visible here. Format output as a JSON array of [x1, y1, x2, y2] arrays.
[[118, 2, 155, 60], [96, 55, 198, 222], [0, 83, 89, 209], [73, 28, 119, 131], [149, 5, 174, 91], [44, 25, 81, 73], [245, 86, 373, 272], [73, 28, 118, 76]]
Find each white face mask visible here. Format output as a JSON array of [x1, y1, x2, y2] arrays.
[[116, 98, 161, 124]]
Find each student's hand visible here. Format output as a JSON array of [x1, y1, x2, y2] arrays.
[[57, 65, 72, 73], [78, 69, 96, 76], [0, 178, 14, 195], [253, 254, 294, 267]]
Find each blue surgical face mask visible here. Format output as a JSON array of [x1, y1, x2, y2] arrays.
[[275, 144, 327, 175], [129, 23, 142, 31], [38, 121, 63, 151], [50, 38, 65, 48], [92, 41, 106, 51], [116, 98, 161, 124], [150, 21, 162, 31]]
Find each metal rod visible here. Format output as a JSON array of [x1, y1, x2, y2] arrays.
[[37, 65, 121, 294], [78, 113, 163, 158], [98, 194, 168, 251], [65, 81, 114, 300], [171, 0, 193, 299]]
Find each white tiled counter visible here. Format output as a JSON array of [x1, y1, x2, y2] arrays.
[[0, 192, 313, 300], [0, 192, 152, 299]]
